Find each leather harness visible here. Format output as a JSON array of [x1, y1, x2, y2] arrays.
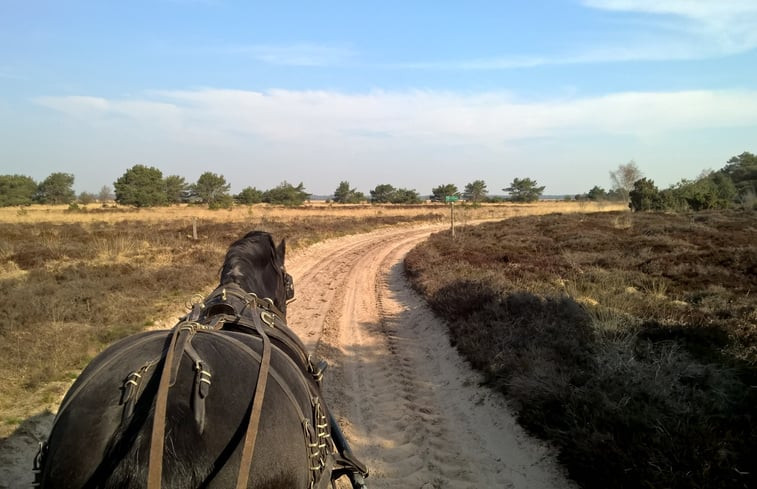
[[145, 284, 329, 489], [35, 283, 366, 489]]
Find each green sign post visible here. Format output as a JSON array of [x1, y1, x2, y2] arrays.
[[445, 195, 458, 237]]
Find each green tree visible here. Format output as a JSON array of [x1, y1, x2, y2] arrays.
[[629, 178, 663, 212], [114, 164, 168, 207], [609, 161, 643, 202], [586, 185, 608, 201], [37, 172, 75, 204], [192, 172, 231, 206], [370, 184, 396, 203], [504, 177, 545, 203], [463, 180, 488, 203], [164, 175, 190, 204], [431, 184, 458, 202], [392, 188, 421, 204], [333, 181, 365, 204], [236, 186, 263, 204], [0, 174, 37, 206], [262, 181, 309, 205], [722, 151, 757, 198], [661, 173, 737, 211]]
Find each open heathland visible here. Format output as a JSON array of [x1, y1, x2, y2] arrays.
[[0, 200, 622, 438], [405, 210, 756, 489]]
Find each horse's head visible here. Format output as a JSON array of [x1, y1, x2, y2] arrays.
[[219, 231, 294, 317]]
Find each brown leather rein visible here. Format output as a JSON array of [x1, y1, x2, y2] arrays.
[[146, 287, 279, 489]]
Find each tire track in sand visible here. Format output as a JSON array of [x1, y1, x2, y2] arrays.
[[286, 225, 573, 489]]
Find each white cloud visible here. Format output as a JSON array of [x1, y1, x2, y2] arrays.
[[34, 95, 184, 129], [35, 88, 757, 148], [582, 0, 757, 57]]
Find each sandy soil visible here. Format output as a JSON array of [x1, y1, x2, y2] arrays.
[[0, 223, 572, 489], [287, 223, 572, 489]]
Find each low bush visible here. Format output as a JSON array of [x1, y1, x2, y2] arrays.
[[405, 210, 756, 489]]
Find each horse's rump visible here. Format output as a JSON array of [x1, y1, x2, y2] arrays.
[[40, 327, 334, 489]]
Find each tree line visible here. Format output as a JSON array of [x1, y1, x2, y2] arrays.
[[588, 152, 756, 212], [1, 152, 754, 209], [0, 164, 550, 207]]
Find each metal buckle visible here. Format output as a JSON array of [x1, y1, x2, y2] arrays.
[[260, 310, 275, 328]]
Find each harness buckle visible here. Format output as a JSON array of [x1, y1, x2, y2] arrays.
[[260, 310, 275, 328]]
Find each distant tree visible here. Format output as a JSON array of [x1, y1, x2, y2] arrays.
[[37, 172, 76, 204], [609, 161, 643, 201], [236, 186, 263, 205], [333, 181, 365, 204], [192, 172, 231, 206], [722, 151, 757, 198], [463, 180, 488, 203], [98, 185, 114, 202], [392, 188, 422, 204], [370, 184, 396, 204], [263, 181, 309, 206], [661, 173, 737, 211], [629, 178, 663, 212], [503, 177, 545, 203], [606, 188, 626, 201], [431, 184, 459, 202], [586, 185, 608, 201], [0, 174, 37, 206], [114, 164, 167, 207], [164, 175, 190, 204], [78, 192, 97, 205]]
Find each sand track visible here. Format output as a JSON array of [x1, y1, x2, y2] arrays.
[[1, 223, 571, 489], [286, 224, 571, 489]]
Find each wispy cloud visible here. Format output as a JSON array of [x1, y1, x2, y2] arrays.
[[35, 88, 757, 147], [582, 0, 757, 57], [224, 42, 356, 67], [398, 1, 757, 71]]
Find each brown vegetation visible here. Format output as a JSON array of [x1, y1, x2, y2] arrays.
[[405, 210, 756, 489], [0, 201, 623, 439]]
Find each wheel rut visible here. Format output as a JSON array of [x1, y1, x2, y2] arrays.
[[286, 225, 572, 489]]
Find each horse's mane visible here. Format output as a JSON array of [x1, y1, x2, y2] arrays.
[[220, 231, 278, 287]]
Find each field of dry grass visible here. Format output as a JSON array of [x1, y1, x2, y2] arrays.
[[405, 210, 756, 489], [0, 201, 622, 439]]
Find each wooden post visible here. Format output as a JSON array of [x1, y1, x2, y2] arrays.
[[192, 217, 198, 240], [450, 202, 455, 238]]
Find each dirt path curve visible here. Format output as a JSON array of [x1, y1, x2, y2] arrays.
[[0, 223, 572, 489], [286, 224, 572, 489]]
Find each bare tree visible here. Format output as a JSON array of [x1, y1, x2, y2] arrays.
[[610, 161, 643, 201]]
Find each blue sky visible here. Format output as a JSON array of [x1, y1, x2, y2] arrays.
[[2, 1, 756, 196]]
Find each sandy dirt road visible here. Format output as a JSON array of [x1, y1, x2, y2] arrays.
[[286, 224, 571, 489], [1, 223, 571, 489]]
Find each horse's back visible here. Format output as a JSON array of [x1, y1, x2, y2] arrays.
[[40, 328, 320, 489]]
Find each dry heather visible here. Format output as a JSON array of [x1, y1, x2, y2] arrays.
[[405, 210, 756, 489], [0, 201, 620, 439]]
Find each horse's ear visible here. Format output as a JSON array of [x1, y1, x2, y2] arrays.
[[276, 239, 286, 262]]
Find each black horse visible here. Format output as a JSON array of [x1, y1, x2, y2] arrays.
[[36, 231, 367, 489]]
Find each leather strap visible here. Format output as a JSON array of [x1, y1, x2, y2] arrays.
[[235, 323, 272, 489], [147, 326, 182, 489]]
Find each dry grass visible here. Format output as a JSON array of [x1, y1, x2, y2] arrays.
[[0, 201, 622, 439], [405, 210, 756, 489], [0, 200, 623, 224]]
